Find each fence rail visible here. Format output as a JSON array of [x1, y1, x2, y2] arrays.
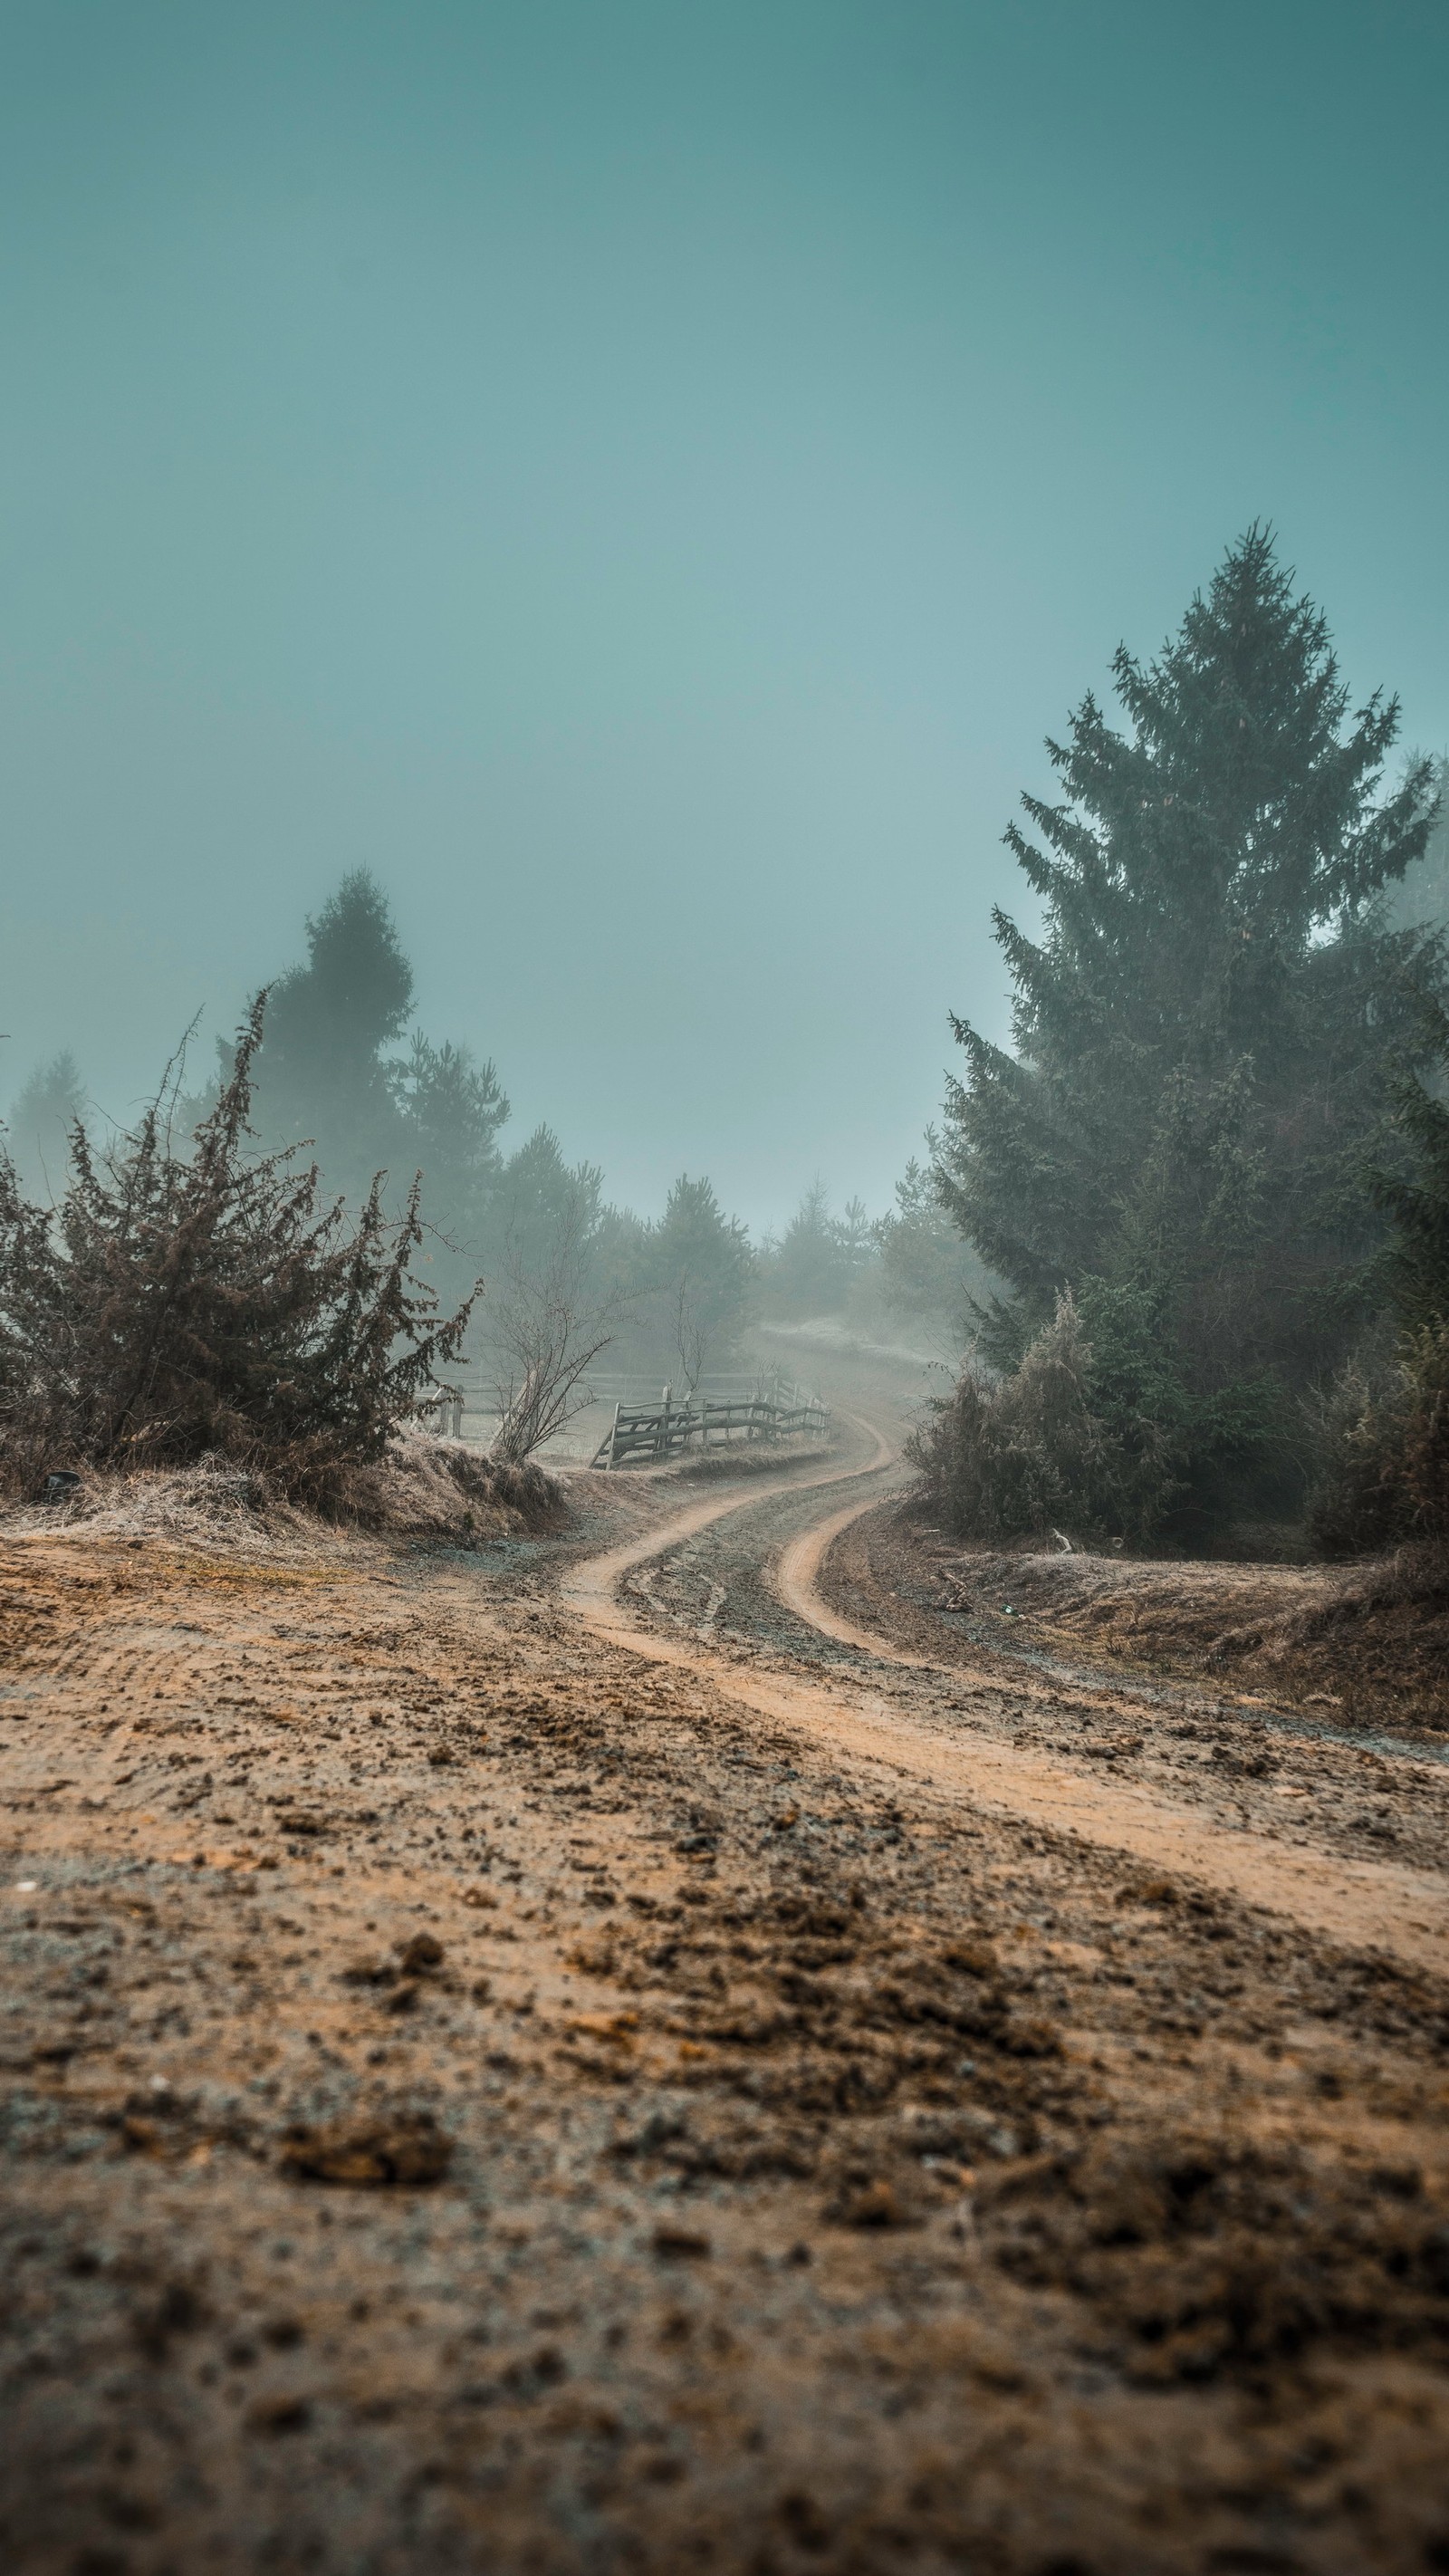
[[590, 1383, 829, 1469], [420, 1376, 829, 1466]]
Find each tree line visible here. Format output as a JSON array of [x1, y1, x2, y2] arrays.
[[5, 868, 988, 1394], [1, 863, 985, 1493]]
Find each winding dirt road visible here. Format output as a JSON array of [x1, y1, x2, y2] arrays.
[[563, 1412, 1449, 1985]]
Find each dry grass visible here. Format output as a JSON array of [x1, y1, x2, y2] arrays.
[[0, 1434, 564, 1556], [921, 1528, 1449, 1736], [677, 1433, 836, 1485]]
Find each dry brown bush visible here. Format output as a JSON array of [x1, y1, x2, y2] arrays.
[[1309, 1320, 1449, 1556], [907, 1290, 1177, 1543], [0, 998, 476, 1509]]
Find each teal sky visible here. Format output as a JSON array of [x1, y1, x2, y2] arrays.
[[2, 1, 1445, 1229]]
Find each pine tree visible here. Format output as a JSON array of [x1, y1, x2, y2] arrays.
[[1387, 755, 1449, 937], [6, 1051, 85, 1202], [1308, 1003, 1449, 1556], [490, 1127, 604, 1283], [390, 1034, 510, 1298], [878, 1143, 996, 1338], [650, 1174, 754, 1358], [247, 875, 514, 1283], [254, 870, 415, 1194], [936, 528, 1441, 1530], [763, 1179, 887, 1317]]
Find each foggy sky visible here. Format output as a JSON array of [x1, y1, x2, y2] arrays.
[[3, 1, 1446, 1231]]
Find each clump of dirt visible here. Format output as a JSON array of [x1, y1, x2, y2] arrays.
[[980, 2125, 1449, 2384], [1207, 1542, 1449, 1724], [2, 1452, 288, 1550], [278, 2112, 453, 2187], [341, 1435, 564, 1540], [675, 1435, 836, 1484]]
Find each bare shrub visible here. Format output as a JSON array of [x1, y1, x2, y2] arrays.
[[0, 999, 475, 1505], [486, 1179, 621, 1463], [672, 1274, 708, 1400]]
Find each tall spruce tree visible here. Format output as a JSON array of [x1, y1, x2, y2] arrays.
[[1387, 755, 1449, 937], [936, 528, 1441, 1531]]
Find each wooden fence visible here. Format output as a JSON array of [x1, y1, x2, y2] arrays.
[[590, 1382, 828, 1469]]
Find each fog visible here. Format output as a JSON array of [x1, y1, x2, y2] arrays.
[[2, 1, 1445, 1235]]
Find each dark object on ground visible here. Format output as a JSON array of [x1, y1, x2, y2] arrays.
[[277, 2113, 453, 2187]]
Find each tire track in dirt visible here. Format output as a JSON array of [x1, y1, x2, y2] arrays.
[[560, 1409, 900, 1640], [564, 1420, 1449, 1983]]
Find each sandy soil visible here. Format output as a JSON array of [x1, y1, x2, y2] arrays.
[[5, 1393, 1449, 2573]]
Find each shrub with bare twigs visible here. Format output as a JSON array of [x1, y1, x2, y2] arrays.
[[486, 1177, 621, 1462], [0, 997, 476, 1506]]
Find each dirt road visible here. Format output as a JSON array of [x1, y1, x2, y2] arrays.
[[4, 1402, 1449, 2574], [591, 1408, 1449, 1984]]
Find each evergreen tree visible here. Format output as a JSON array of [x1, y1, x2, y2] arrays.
[[1370, 996, 1449, 1336], [766, 1180, 838, 1314], [1387, 755, 1449, 937], [247, 874, 514, 1290], [835, 1197, 876, 1283], [649, 1174, 754, 1363], [490, 1126, 604, 1282], [878, 1142, 996, 1338], [390, 1033, 509, 1297], [254, 870, 414, 1194], [5, 1051, 85, 1202], [1308, 1004, 1449, 1556], [936, 528, 1441, 1531]]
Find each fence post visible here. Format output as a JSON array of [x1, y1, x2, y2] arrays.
[[607, 1401, 619, 1470]]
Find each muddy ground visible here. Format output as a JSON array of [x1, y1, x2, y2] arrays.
[[4, 1418, 1449, 2574]]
